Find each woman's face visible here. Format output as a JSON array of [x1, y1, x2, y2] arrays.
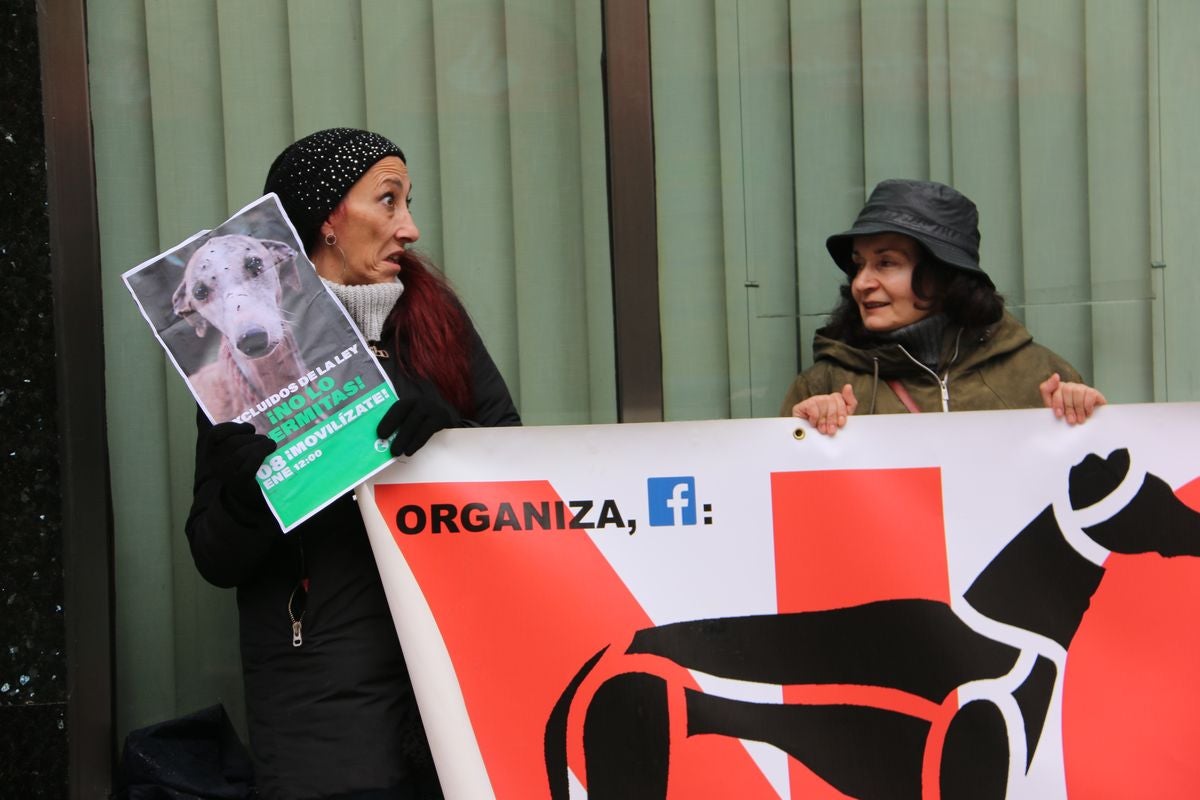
[[319, 156, 419, 285], [849, 232, 932, 333]]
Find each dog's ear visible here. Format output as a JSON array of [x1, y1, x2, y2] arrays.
[[172, 280, 208, 336], [262, 239, 301, 291]]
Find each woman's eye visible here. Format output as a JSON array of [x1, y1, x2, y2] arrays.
[[381, 193, 395, 207], [405, 195, 414, 207]]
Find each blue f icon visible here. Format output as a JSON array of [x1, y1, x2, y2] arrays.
[[648, 477, 697, 526]]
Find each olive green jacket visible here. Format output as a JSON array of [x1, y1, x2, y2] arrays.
[[779, 311, 1082, 416]]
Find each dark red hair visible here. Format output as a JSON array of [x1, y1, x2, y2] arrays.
[[387, 250, 474, 417]]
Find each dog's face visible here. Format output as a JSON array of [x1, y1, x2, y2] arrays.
[[172, 235, 300, 358]]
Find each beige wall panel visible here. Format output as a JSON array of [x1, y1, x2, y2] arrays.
[[654, 0, 732, 420], [506, 0, 592, 424], [1015, 0, 1092, 380]]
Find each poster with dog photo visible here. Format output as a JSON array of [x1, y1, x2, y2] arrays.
[[122, 193, 398, 532]]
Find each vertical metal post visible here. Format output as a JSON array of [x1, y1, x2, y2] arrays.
[[37, 1, 116, 795], [602, 0, 664, 422]]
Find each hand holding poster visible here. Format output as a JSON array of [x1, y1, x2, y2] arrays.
[[122, 195, 395, 531], [358, 403, 1200, 799]]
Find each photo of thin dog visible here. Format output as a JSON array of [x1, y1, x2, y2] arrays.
[[172, 234, 306, 432]]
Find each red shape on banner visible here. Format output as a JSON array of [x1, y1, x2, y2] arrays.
[[373, 481, 779, 799], [771, 467, 951, 798], [772, 467, 950, 613], [1064, 476, 1200, 799]]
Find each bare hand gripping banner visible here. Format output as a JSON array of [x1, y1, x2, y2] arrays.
[[358, 404, 1200, 799]]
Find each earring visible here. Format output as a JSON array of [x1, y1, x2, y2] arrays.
[[324, 232, 337, 246]]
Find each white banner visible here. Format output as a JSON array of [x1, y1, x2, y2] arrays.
[[359, 403, 1200, 799]]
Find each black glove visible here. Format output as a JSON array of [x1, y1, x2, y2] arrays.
[[376, 376, 462, 457], [199, 421, 277, 513]]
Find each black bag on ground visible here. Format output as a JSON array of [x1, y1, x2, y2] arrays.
[[116, 703, 254, 799]]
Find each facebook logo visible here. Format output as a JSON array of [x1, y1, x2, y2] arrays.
[[647, 477, 697, 527]]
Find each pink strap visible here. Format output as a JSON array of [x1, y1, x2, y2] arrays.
[[886, 379, 921, 414]]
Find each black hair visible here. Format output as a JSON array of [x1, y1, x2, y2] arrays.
[[822, 246, 1004, 346]]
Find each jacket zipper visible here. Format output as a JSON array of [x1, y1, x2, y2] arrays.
[[894, 329, 963, 413], [288, 534, 309, 647]]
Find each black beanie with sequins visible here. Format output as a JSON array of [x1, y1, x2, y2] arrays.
[[264, 128, 406, 252]]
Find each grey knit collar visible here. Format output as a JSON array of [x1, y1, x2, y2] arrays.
[[321, 277, 404, 342], [877, 313, 950, 371]]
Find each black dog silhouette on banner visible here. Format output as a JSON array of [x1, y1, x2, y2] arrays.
[[545, 449, 1200, 799]]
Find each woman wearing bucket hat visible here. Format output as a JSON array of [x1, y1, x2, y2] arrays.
[[781, 179, 1104, 435], [182, 129, 520, 798]]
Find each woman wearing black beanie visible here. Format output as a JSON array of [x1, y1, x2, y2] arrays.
[[184, 128, 520, 799]]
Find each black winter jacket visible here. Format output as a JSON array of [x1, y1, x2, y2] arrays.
[[185, 317, 520, 800]]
